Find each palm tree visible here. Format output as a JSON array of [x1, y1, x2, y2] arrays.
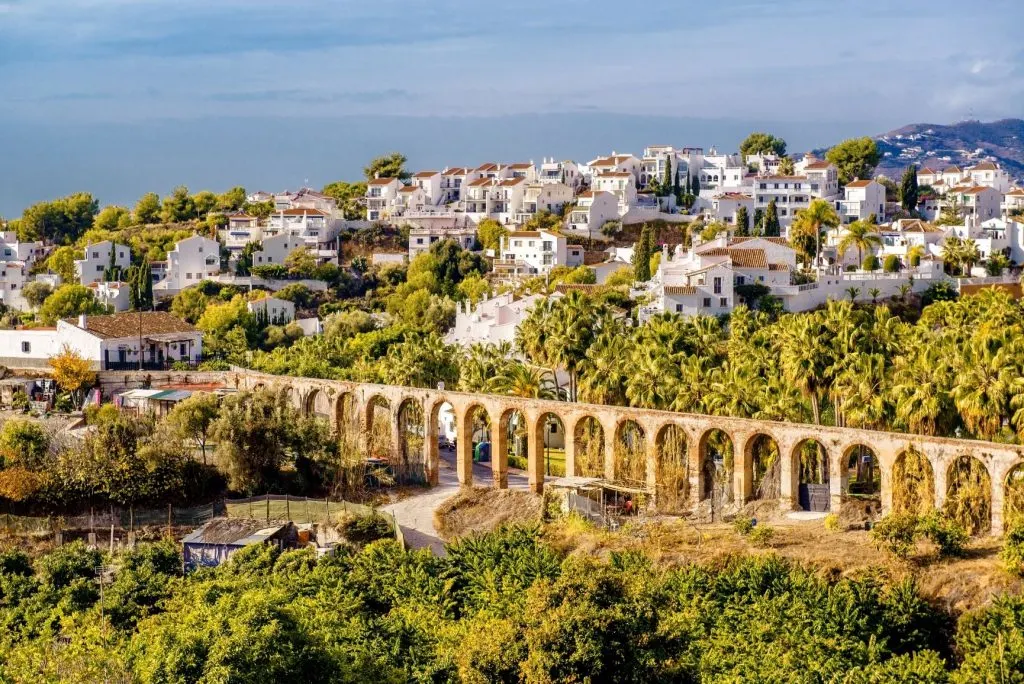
[[837, 220, 882, 267], [897, 283, 912, 302], [941, 236, 964, 275], [951, 332, 1017, 440], [789, 199, 840, 272], [779, 314, 830, 425], [777, 157, 795, 175], [868, 287, 881, 303], [961, 239, 981, 276], [845, 287, 861, 301], [492, 363, 558, 399], [986, 253, 1010, 277], [891, 345, 957, 436], [906, 244, 926, 269]]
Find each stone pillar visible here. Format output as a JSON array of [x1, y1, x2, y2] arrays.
[[778, 440, 798, 512], [604, 421, 617, 481], [876, 445, 898, 517], [992, 469, 1005, 536], [734, 431, 753, 505], [491, 418, 508, 489], [527, 413, 545, 494], [456, 406, 474, 487], [932, 453, 947, 513], [688, 435, 702, 507], [563, 417, 576, 478], [829, 447, 844, 515], [645, 428, 659, 509], [425, 406, 439, 487], [390, 411, 403, 465]]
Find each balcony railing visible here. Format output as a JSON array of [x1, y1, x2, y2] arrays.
[[103, 357, 207, 372]]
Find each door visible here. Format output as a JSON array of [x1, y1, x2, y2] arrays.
[[798, 484, 831, 512]]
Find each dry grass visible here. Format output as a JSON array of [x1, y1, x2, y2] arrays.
[[433, 487, 542, 541], [543, 514, 1024, 614]]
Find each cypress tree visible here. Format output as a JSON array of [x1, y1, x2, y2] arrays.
[[735, 206, 750, 237], [753, 208, 765, 237], [138, 260, 153, 310], [900, 164, 919, 214], [662, 159, 673, 197], [633, 225, 653, 282], [673, 166, 681, 198], [685, 174, 692, 194], [763, 200, 780, 237], [692, 174, 701, 195], [127, 265, 140, 309]]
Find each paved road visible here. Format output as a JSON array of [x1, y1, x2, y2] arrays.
[[382, 447, 528, 555]]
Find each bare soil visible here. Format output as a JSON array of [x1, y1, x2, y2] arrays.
[[433, 487, 542, 541]]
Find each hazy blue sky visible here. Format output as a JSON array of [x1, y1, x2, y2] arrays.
[[1, 0, 1022, 214]]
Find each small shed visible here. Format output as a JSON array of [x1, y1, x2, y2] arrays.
[[182, 518, 295, 571], [546, 476, 650, 525]]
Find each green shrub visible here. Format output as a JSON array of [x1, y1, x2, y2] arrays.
[[732, 516, 754, 536], [340, 513, 395, 546], [749, 525, 775, 547], [871, 513, 919, 558], [824, 513, 841, 533], [862, 254, 880, 271], [883, 254, 901, 273], [918, 511, 968, 558], [1000, 523, 1024, 576]]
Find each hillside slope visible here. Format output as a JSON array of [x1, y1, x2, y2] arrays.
[[874, 118, 1024, 181]]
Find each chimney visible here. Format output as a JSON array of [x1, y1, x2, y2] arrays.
[[78, 313, 87, 329]]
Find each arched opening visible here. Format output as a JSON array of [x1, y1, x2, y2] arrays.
[[304, 388, 331, 422], [655, 424, 688, 513], [397, 399, 426, 484], [1006, 463, 1024, 529], [795, 439, 830, 512], [429, 400, 456, 475], [844, 444, 880, 497], [501, 409, 528, 471], [745, 433, 780, 500], [573, 416, 605, 478], [892, 447, 935, 516], [699, 429, 734, 518], [539, 412, 566, 477], [335, 392, 355, 440], [944, 455, 992, 536], [464, 404, 492, 466], [366, 396, 392, 460], [279, 386, 299, 411], [614, 420, 646, 486]]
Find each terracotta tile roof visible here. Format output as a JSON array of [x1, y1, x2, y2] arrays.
[[412, 171, 439, 178], [730, 236, 790, 246], [555, 284, 606, 294], [918, 167, 937, 175], [845, 180, 875, 188], [498, 178, 525, 187], [227, 213, 254, 219], [960, 186, 991, 195], [591, 156, 634, 167], [803, 161, 832, 170], [67, 312, 198, 340], [942, 166, 961, 173], [398, 186, 420, 193], [729, 248, 769, 269], [508, 231, 542, 238], [279, 208, 327, 216], [760, 175, 809, 181], [664, 285, 697, 296], [367, 177, 397, 186], [899, 219, 942, 233], [1006, 189, 1024, 197], [768, 263, 790, 271], [476, 163, 499, 172], [969, 161, 997, 171], [443, 167, 470, 175], [508, 163, 533, 169], [467, 178, 492, 187], [598, 172, 632, 178]]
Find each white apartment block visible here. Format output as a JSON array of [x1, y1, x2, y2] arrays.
[[568, 191, 620, 237], [0, 232, 45, 311], [463, 177, 527, 224], [592, 172, 637, 214], [517, 183, 574, 225], [586, 154, 641, 185], [274, 188, 337, 214], [267, 208, 339, 263], [639, 146, 680, 191], [75, 241, 131, 286], [410, 171, 443, 205], [920, 162, 1012, 195], [445, 292, 556, 347], [752, 158, 840, 233], [837, 179, 886, 224], [1002, 189, 1024, 216], [875, 219, 946, 263], [698, 147, 747, 192], [440, 167, 475, 204], [365, 177, 401, 221], [538, 159, 583, 191], [222, 215, 264, 256], [507, 163, 538, 183], [946, 185, 1002, 222], [965, 161, 1012, 192], [409, 226, 477, 259], [156, 235, 221, 295], [88, 281, 131, 312], [711, 192, 754, 225], [247, 295, 295, 325], [493, 229, 582, 280]]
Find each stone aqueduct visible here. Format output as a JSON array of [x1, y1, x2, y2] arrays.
[[105, 370, 1024, 535]]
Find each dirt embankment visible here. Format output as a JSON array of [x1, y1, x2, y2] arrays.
[[433, 487, 542, 541]]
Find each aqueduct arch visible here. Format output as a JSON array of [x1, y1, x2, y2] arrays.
[[214, 370, 1024, 535]]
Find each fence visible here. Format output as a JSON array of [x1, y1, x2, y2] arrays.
[[224, 494, 404, 547], [0, 502, 222, 536]]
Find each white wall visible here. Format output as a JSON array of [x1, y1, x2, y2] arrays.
[[0, 328, 62, 368]]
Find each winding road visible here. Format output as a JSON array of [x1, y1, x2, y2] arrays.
[[382, 446, 529, 555]]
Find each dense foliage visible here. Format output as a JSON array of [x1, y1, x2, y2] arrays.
[[0, 526, 1019, 682]]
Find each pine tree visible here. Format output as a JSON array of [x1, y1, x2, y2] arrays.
[[633, 225, 653, 282], [763, 200, 780, 237], [735, 206, 750, 237], [900, 164, 919, 214], [753, 208, 765, 237]]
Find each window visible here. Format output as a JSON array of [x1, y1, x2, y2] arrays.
[[713, 277, 722, 294], [96, 265, 103, 272], [21, 342, 30, 353], [416, 238, 424, 244], [198, 247, 203, 253], [186, 273, 193, 280], [720, 297, 728, 307], [702, 297, 711, 307], [92, 252, 99, 258], [675, 304, 683, 312]]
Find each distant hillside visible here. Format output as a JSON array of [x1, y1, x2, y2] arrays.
[[873, 118, 1024, 182]]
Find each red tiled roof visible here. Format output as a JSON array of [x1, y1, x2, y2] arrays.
[[845, 180, 875, 188], [664, 285, 697, 296], [367, 177, 397, 186], [803, 161, 832, 170], [969, 161, 997, 171], [412, 170, 439, 178], [67, 312, 197, 340], [279, 208, 327, 216]]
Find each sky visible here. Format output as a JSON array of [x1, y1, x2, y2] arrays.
[[1, 0, 1022, 215]]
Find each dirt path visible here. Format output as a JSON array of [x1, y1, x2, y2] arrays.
[[382, 448, 529, 555]]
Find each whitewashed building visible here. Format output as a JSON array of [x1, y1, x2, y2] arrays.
[[155, 235, 221, 295], [837, 179, 886, 224], [493, 229, 583, 280], [568, 191, 620, 238], [88, 281, 131, 312], [408, 226, 477, 259], [253, 233, 306, 267], [445, 292, 558, 347], [75, 241, 131, 286], [247, 295, 295, 325], [365, 177, 402, 221]]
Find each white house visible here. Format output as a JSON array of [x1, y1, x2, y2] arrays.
[[247, 295, 295, 325], [408, 226, 477, 259], [586, 154, 641, 185], [568, 191, 620, 238], [156, 235, 221, 295], [0, 312, 202, 371], [88, 281, 131, 312], [592, 172, 637, 215], [222, 215, 264, 254], [276, 188, 338, 214], [493, 229, 582, 280], [365, 177, 402, 221], [1002, 189, 1024, 217], [253, 233, 306, 267], [75, 241, 131, 285], [876, 219, 946, 264], [410, 171, 443, 205], [946, 185, 1003, 222], [445, 292, 558, 347], [517, 183, 574, 225], [752, 159, 840, 233], [711, 192, 754, 226], [965, 162, 1012, 193], [440, 167, 475, 204], [837, 179, 886, 224], [538, 159, 583, 191]]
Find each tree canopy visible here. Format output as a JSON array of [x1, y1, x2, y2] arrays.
[[739, 132, 787, 159], [826, 137, 881, 186]]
